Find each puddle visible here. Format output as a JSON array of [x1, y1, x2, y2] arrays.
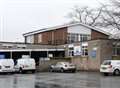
[[35, 82, 69, 88]]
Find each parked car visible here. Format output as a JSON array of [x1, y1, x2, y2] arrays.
[[100, 60, 120, 76], [49, 62, 76, 73], [0, 59, 15, 73], [14, 55, 36, 73]]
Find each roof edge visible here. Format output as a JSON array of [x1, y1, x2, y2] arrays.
[[23, 22, 111, 37]]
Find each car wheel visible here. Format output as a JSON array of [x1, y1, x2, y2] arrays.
[[103, 73, 109, 76], [114, 69, 120, 76], [31, 70, 35, 73], [72, 69, 76, 73], [19, 67, 23, 73], [60, 68, 64, 73], [49, 68, 53, 72]]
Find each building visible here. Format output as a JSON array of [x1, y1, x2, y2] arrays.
[[23, 23, 110, 45], [23, 23, 120, 71], [1, 23, 120, 71], [0, 41, 65, 65], [23, 23, 112, 57]]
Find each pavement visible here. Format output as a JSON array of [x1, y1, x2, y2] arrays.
[[0, 72, 120, 88]]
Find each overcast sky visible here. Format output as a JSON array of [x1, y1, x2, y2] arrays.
[[0, 0, 109, 42]]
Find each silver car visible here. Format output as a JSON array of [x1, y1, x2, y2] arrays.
[[49, 62, 76, 73]]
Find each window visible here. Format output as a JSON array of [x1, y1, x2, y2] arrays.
[[56, 62, 62, 66], [68, 47, 74, 57], [80, 34, 90, 42], [102, 61, 111, 65], [67, 33, 78, 43], [67, 33, 90, 43], [82, 46, 88, 56], [113, 46, 120, 56], [2, 44, 13, 49]]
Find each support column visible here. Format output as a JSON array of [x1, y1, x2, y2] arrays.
[[10, 51, 12, 59], [46, 50, 49, 58], [29, 51, 31, 57]]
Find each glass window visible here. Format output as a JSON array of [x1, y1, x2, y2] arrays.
[[113, 46, 120, 56], [68, 47, 74, 57], [80, 34, 90, 42], [82, 46, 88, 56], [67, 33, 91, 43], [102, 61, 111, 65]]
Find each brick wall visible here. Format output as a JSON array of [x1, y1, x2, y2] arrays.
[[70, 39, 113, 71], [34, 34, 38, 44], [91, 30, 109, 40], [37, 27, 67, 45], [88, 39, 113, 70]]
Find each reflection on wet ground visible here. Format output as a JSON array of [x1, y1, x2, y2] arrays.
[[0, 72, 120, 88], [35, 82, 68, 88]]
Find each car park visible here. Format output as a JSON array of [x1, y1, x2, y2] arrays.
[[14, 55, 36, 73], [49, 62, 76, 73], [100, 60, 120, 76]]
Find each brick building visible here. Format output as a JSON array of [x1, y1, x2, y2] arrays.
[[23, 23, 110, 45], [0, 23, 120, 71], [22, 23, 120, 71]]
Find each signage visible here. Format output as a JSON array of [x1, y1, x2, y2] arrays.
[[74, 46, 82, 56], [48, 54, 53, 58], [91, 50, 96, 58], [68, 44, 74, 48]]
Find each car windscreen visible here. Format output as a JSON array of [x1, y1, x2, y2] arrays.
[[102, 61, 111, 65]]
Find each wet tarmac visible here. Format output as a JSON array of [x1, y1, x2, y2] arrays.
[[0, 72, 120, 88]]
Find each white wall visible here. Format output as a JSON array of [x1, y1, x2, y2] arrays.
[[26, 35, 34, 43], [82, 42, 88, 46], [67, 24, 91, 34], [38, 34, 42, 43]]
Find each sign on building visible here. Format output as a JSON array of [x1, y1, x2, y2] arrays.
[[74, 46, 82, 56], [91, 50, 96, 58]]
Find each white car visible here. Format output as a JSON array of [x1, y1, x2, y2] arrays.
[[100, 60, 120, 76], [15, 55, 36, 73], [49, 62, 76, 73], [0, 59, 15, 73]]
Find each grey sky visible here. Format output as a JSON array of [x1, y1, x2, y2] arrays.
[[0, 0, 109, 42]]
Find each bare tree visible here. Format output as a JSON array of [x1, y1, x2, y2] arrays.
[[67, 1, 120, 56], [99, 0, 120, 55], [99, 5, 120, 30], [67, 2, 120, 33], [67, 6, 103, 27]]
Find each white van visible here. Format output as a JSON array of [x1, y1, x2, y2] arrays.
[[100, 60, 120, 75], [15, 55, 36, 73], [0, 59, 15, 73]]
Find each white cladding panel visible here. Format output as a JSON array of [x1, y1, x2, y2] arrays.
[[67, 25, 91, 34], [26, 35, 34, 43], [82, 42, 88, 46]]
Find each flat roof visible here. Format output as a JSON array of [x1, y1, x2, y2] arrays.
[[0, 41, 54, 45], [0, 49, 65, 52]]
